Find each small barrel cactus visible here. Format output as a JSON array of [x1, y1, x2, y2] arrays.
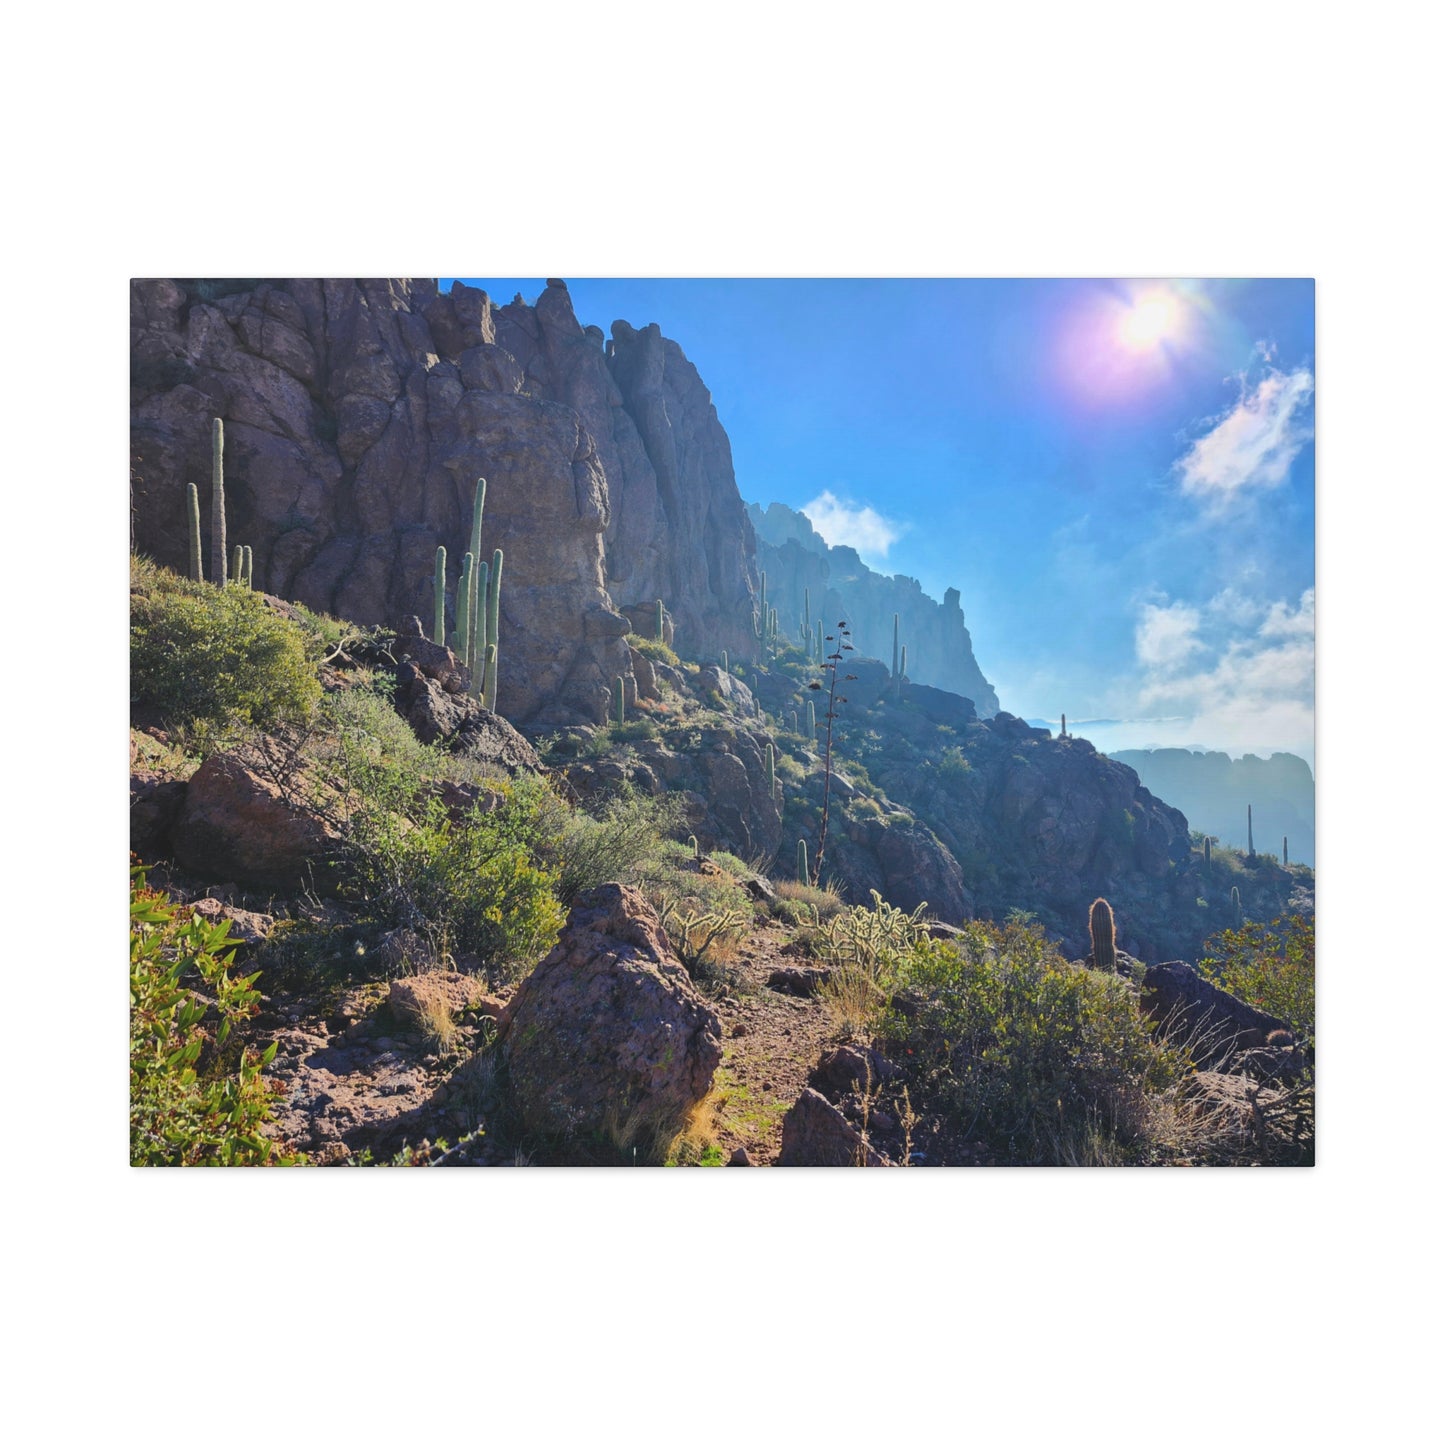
[[1089, 897, 1117, 973]]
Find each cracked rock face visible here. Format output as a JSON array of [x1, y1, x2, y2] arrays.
[[131, 278, 761, 726]]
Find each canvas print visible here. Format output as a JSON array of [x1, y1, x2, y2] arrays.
[[129, 277, 1315, 1166]]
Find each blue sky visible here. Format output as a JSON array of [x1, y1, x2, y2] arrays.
[[447, 278, 1315, 764]]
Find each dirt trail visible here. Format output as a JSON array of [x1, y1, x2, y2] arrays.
[[703, 921, 838, 1165]]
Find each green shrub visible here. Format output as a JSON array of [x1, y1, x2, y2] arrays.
[[548, 786, 686, 902], [130, 866, 296, 1166], [315, 691, 565, 980], [1199, 914, 1314, 1044], [937, 746, 973, 789], [885, 921, 1184, 1162], [626, 632, 680, 668], [130, 557, 320, 737]]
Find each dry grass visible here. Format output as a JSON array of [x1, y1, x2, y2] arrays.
[[819, 964, 889, 1041], [773, 877, 847, 922]]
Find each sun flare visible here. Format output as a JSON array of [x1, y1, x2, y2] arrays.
[[1118, 290, 1182, 351]]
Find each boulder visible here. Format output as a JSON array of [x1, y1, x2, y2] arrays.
[[766, 965, 830, 997], [1140, 961, 1292, 1067], [183, 896, 274, 948], [389, 971, 489, 1025], [130, 774, 187, 861], [812, 1044, 898, 1098], [777, 1087, 890, 1167], [500, 884, 723, 1140], [171, 752, 342, 892]]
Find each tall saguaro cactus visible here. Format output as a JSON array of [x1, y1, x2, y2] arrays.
[[655, 598, 665, 643], [243, 546, 253, 589], [433, 546, 447, 646], [1247, 803, 1255, 858], [456, 552, 475, 660], [797, 839, 809, 886], [231, 545, 243, 586], [1283, 837, 1289, 867], [766, 743, 776, 803], [185, 484, 203, 582], [210, 417, 227, 587], [1231, 886, 1243, 928]]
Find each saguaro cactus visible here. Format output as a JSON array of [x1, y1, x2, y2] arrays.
[[185, 484, 203, 582], [1247, 804, 1255, 858], [433, 546, 447, 646], [615, 677, 625, 728], [210, 417, 227, 587], [231, 545, 243, 586], [1231, 886, 1243, 928], [721, 649, 729, 674], [486, 549, 504, 653], [456, 552, 474, 659], [243, 546, 253, 589], [482, 643, 498, 710], [1089, 898, 1117, 973], [1283, 837, 1289, 867], [1061, 712, 1067, 738], [804, 587, 811, 640], [766, 743, 776, 803], [797, 839, 809, 886], [655, 598, 665, 642], [1204, 836, 1212, 873], [807, 699, 816, 737]]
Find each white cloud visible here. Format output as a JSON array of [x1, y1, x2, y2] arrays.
[[1175, 360, 1314, 507], [801, 490, 903, 559], [1134, 600, 1204, 671], [1130, 588, 1315, 760]]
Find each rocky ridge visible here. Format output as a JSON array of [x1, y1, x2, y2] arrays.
[[748, 500, 999, 715], [132, 278, 759, 726]]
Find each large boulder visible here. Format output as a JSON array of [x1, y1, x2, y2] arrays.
[[777, 1087, 890, 1167], [500, 884, 723, 1141], [1140, 961, 1292, 1067], [171, 752, 342, 892]]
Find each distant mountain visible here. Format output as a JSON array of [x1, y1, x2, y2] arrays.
[[1106, 748, 1315, 867], [747, 500, 999, 715]]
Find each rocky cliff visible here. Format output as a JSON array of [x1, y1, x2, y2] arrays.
[[747, 501, 1000, 715], [130, 278, 759, 726]]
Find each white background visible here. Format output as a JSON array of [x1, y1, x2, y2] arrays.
[[3, 2, 1435, 1439]]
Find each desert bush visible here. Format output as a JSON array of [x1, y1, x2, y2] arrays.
[[316, 693, 564, 979], [1199, 914, 1315, 1044], [548, 785, 686, 902], [885, 921, 1185, 1163], [936, 746, 973, 789], [130, 556, 320, 739], [772, 877, 846, 923], [130, 866, 296, 1166], [625, 632, 681, 668]]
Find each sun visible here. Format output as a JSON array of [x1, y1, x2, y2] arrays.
[[1118, 289, 1182, 351]]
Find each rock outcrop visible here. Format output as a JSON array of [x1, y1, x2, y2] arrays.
[[777, 1087, 890, 1167], [131, 278, 762, 726], [498, 884, 723, 1142], [171, 751, 342, 891], [748, 501, 999, 715], [1140, 961, 1292, 1066]]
